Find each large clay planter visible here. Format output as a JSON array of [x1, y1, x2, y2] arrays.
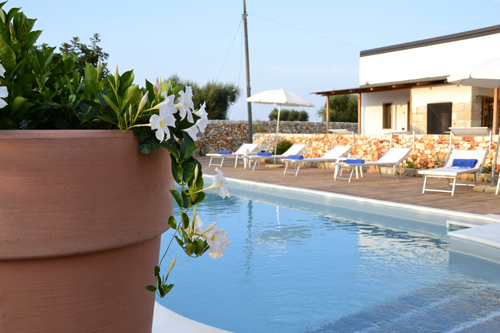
[[0, 130, 172, 332]]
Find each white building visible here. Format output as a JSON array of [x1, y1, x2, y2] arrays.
[[315, 25, 500, 135]]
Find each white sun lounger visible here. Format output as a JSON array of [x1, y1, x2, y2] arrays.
[[246, 143, 308, 171], [418, 127, 491, 196], [418, 150, 488, 196], [206, 143, 259, 168], [332, 131, 415, 182], [332, 147, 412, 182], [280, 145, 352, 176]]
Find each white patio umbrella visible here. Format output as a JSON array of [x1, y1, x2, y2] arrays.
[[247, 88, 314, 152], [447, 58, 500, 89], [448, 58, 500, 185]]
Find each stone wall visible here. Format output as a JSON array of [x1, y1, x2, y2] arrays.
[[196, 120, 357, 155], [251, 133, 499, 174], [195, 120, 500, 175]]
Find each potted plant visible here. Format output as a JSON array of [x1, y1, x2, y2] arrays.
[[0, 3, 230, 332]]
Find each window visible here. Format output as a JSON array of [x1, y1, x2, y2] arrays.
[[383, 103, 392, 129], [480, 96, 494, 129], [427, 102, 452, 134]]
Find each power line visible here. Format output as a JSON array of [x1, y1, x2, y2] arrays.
[[248, 11, 362, 50], [216, 18, 244, 82]]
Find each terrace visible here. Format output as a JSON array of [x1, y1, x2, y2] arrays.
[[198, 156, 500, 216]]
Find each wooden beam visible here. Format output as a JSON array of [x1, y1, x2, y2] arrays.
[[494, 88, 499, 135], [358, 93, 361, 134], [326, 95, 330, 133], [409, 89, 413, 132]]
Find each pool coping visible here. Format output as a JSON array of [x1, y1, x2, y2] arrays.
[[153, 175, 500, 332]]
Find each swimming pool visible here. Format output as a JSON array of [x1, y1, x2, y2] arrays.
[[156, 180, 500, 332]]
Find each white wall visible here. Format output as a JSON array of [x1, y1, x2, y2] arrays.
[[361, 89, 410, 134], [412, 84, 472, 108], [360, 33, 500, 86]]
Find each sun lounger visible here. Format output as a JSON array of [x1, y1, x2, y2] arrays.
[[246, 143, 308, 171], [418, 150, 488, 196], [207, 143, 259, 168], [418, 127, 491, 196], [331, 147, 412, 183], [280, 145, 352, 176]]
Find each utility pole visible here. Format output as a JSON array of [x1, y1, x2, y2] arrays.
[[243, 0, 253, 143]]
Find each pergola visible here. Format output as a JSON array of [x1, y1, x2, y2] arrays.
[[311, 77, 499, 135]]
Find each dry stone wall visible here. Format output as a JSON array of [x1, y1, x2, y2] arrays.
[[195, 120, 499, 177], [195, 120, 357, 155]]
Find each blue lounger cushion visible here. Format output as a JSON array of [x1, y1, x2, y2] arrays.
[[345, 158, 365, 164], [217, 150, 232, 154], [257, 152, 272, 156], [288, 155, 304, 160], [451, 158, 477, 168]]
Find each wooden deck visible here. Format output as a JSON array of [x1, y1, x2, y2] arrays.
[[198, 156, 500, 216]]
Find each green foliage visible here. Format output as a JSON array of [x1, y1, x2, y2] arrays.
[[253, 120, 266, 132], [58, 33, 109, 78], [483, 165, 492, 174], [0, 2, 230, 299], [317, 94, 358, 122], [274, 139, 293, 155], [268, 108, 309, 121], [405, 159, 419, 169], [168, 75, 240, 120]]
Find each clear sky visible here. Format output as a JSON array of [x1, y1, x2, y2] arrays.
[[7, 0, 500, 121]]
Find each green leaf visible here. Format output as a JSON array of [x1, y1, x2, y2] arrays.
[[180, 133, 195, 161], [133, 126, 153, 140], [168, 216, 177, 230], [182, 192, 191, 208], [192, 191, 205, 206], [159, 142, 180, 161], [145, 285, 157, 292], [183, 163, 196, 183], [154, 265, 161, 277], [169, 189, 183, 207], [0, 39, 16, 70], [186, 243, 196, 256], [172, 163, 183, 184], [138, 136, 159, 154], [181, 211, 190, 229], [174, 235, 184, 248], [119, 85, 141, 111], [11, 96, 27, 113]]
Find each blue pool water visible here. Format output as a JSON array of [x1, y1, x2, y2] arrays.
[[156, 185, 500, 333]]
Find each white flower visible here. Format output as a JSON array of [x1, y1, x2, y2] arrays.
[[159, 92, 177, 115], [150, 106, 175, 142], [213, 167, 230, 198], [184, 123, 200, 140], [183, 213, 204, 238], [206, 225, 231, 259], [175, 86, 194, 123], [0, 64, 5, 77], [194, 102, 209, 133], [0, 86, 8, 109]]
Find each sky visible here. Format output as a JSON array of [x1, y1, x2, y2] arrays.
[[7, 0, 500, 121]]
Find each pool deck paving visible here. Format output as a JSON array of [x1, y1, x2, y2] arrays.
[[198, 156, 500, 216]]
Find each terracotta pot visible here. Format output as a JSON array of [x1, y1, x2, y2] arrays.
[[0, 130, 172, 332]]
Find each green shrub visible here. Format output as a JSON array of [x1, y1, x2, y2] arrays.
[[274, 139, 293, 155]]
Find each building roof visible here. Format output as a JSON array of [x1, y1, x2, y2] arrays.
[[361, 24, 500, 57], [312, 76, 448, 96]]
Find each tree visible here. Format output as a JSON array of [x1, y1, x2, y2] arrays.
[[168, 75, 240, 120], [268, 108, 309, 121], [59, 33, 109, 77], [316, 94, 358, 122]]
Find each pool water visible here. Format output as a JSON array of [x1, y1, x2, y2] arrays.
[[156, 187, 500, 333]]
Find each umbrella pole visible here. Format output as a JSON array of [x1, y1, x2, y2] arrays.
[[274, 104, 281, 162], [492, 127, 500, 186]]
